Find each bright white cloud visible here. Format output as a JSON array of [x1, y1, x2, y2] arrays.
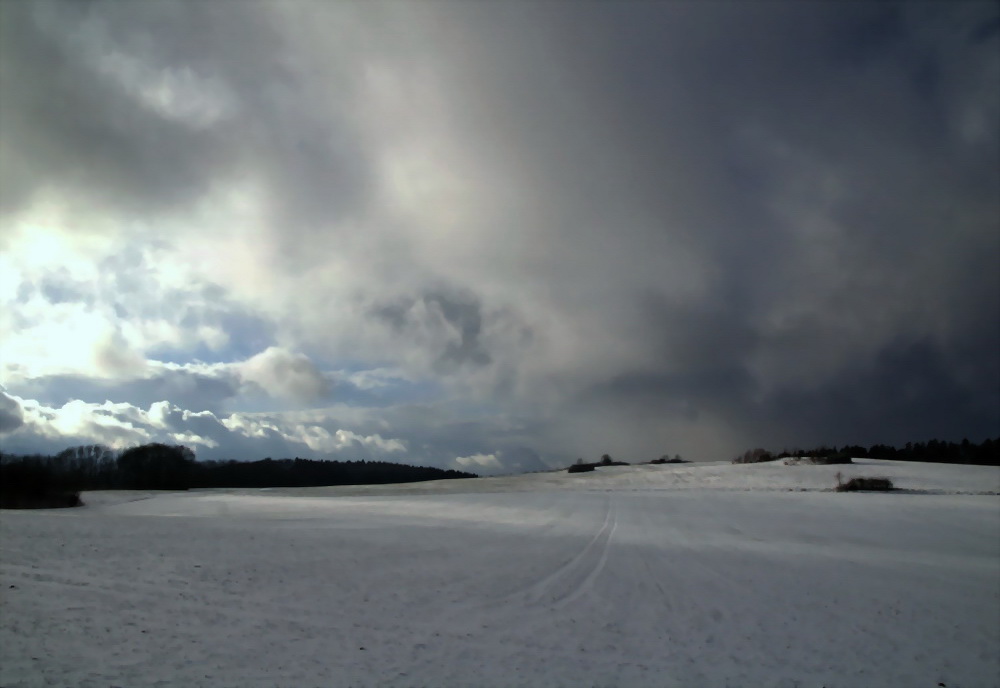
[[39, 399, 152, 449], [221, 414, 405, 456], [238, 347, 330, 403], [0, 227, 251, 386], [166, 432, 218, 449], [221, 412, 282, 441], [1, 392, 405, 460], [330, 429, 406, 454], [454, 453, 502, 471]]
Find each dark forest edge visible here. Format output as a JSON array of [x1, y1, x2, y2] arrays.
[[0, 443, 477, 509], [3, 437, 997, 509], [732, 437, 999, 466]]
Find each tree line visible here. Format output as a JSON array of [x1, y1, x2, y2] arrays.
[[732, 437, 999, 465], [0, 443, 478, 508]]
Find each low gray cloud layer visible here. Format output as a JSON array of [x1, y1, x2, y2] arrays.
[[1, 1, 997, 468], [0, 389, 25, 434]]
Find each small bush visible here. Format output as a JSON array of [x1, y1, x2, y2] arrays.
[[812, 454, 853, 465], [581, 455, 629, 468], [835, 476, 894, 492], [650, 455, 689, 464], [568, 463, 596, 473], [732, 448, 778, 464], [784, 456, 854, 466]]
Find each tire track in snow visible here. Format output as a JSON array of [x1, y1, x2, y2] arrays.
[[517, 493, 618, 608], [396, 493, 623, 684]]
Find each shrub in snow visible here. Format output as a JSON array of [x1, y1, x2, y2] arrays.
[[835, 475, 894, 492], [784, 456, 854, 465], [570, 455, 629, 472], [732, 448, 778, 464], [810, 455, 853, 465], [650, 455, 689, 464]]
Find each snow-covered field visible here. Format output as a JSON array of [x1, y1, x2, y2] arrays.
[[2, 459, 998, 688]]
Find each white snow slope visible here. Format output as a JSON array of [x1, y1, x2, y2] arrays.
[[2, 459, 998, 688]]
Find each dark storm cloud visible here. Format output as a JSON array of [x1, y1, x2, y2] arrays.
[[969, 14, 1000, 43], [2, 1, 997, 462], [374, 290, 493, 372], [430, 293, 493, 370], [766, 337, 1000, 449], [0, 390, 25, 434], [0, 0, 375, 238], [504, 2, 1000, 453], [0, 1, 227, 215]]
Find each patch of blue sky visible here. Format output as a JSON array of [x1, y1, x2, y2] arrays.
[[151, 312, 277, 366]]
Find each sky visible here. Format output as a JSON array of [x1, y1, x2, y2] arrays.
[[1, 1, 998, 474]]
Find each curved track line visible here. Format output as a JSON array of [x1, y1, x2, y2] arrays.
[[519, 494, 617, 607], [552, 499, 618, 608]]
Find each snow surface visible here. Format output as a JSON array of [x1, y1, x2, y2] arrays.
[[2, 459, 998, 687]]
